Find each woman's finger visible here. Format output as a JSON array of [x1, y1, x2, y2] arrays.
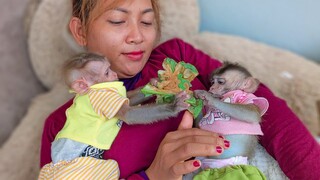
[[165, 142, 224, 166], [178, 111, 194, 130], [167, 111, 224, 140], [169, 134, 226, 151], [165, 128, 223, 142], [172, 160, 202, 177]]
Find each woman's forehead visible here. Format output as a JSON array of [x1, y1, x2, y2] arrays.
[[92, 0, 131, 19], [97, 0, 152, 11]]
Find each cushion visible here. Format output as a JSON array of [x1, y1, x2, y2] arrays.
[[0, 0, 44, 146]]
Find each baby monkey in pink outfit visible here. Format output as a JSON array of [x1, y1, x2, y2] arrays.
[[192, 61, 269, 180]]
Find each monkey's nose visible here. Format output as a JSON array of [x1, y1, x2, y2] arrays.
[[209, 86, 216, 91]]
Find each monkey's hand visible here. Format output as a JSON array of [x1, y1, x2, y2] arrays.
[[194, 90, 211, 100], [172, 91, 191, 112], [149, 78, 159, 87], [194, 90, 220, 106]]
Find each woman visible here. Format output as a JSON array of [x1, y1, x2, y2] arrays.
[[40, 0, 320, 179]]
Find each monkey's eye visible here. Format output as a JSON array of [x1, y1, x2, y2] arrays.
[[105, 69, 109, 76], [217, 78, 226, 85], [211, 77, 225, 85]]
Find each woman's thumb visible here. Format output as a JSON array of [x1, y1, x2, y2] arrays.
[[178, 111, 194, 130]]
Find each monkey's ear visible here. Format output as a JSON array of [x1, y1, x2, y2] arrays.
[[71, 77, 90, 94], [241, 77, 260, 93]]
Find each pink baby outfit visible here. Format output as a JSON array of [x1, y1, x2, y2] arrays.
[[199, 90, 269, 135]]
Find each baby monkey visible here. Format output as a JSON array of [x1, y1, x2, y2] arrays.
[[51, 52, 190, 164], [193, 61, 269, 179]]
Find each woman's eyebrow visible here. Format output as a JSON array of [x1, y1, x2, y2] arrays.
[[114, 7, 154, 14], [142, 8, 154, 14]]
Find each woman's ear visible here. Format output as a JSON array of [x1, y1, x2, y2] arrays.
[[241, 77, 260, 93], [69, 17, 87, 46]]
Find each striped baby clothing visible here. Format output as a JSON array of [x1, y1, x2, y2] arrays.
[[55, 81, 128, 150], [38, 157, 119, 180]]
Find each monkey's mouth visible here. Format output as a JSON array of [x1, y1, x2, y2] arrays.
[[209, 92, 223, 99]]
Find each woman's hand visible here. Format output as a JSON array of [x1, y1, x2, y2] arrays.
[[145, 111, 229, 180]]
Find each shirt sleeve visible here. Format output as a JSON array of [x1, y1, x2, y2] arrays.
[[88, 88, 129, 119], [236, 92, 269, 116]]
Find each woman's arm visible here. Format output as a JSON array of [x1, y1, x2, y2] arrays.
[[256, 84, 320, 179]]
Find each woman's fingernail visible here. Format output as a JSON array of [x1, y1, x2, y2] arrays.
[[193, 161, 200, 167], [224, 140, 230, 148], [216, 146, 223, 153]]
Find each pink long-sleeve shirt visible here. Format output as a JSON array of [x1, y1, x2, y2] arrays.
[[40, 38, 320, 180]]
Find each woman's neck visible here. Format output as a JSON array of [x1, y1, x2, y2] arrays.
[[119, 72, 142, 91]]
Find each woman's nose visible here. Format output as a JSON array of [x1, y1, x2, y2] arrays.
[[126, 23, 143, 44]]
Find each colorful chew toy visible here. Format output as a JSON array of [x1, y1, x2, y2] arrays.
[[141, 57, 203, 118]]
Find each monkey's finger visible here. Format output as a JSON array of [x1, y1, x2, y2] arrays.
[[176, 102, 190, 111], [193, 91, 205, 99], [149, 78, 159, 87], [176, 91, 190, 100]]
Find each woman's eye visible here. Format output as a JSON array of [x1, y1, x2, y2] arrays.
[[141, 21, 152, 26], [108, 20, 125, 25]]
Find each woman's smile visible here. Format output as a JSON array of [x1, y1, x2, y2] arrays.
[[122, 50, 144, 61]]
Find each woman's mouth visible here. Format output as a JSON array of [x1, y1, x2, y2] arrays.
[[123, 51, 144, 61]]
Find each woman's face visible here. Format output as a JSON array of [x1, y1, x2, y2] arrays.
[[85, 0, 158, 79]]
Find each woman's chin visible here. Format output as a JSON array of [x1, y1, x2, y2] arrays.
[[118, 70, 140, 79]]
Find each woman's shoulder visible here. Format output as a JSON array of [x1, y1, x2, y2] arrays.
[[151, 38, 195, 61], [156, 38, 188, 49]]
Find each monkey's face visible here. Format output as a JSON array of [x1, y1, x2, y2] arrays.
[[209, 76, 226, 96], [209, 70, 246, 96], [98, 61, 119, 83], [87, 61, 119, 84]]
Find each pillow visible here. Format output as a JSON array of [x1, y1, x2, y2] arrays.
[[158, 0, 199, 43], [28, 0, 75, 89], [28, 0, 199, 89], [0, 0, 44, 145]]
